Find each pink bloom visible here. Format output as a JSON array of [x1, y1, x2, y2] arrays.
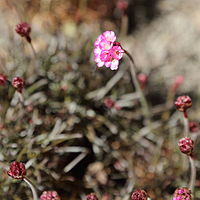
[[15, 22, 31, 42], [94, 31, 124, 70], [178, 137, 194, 156], [137, 73, 148, 89], [40, 191, 60, 200], [86, 193, 98, 200], [131, 189, 148, 200], [12, 77, 25, 93], [173, 188, 192, 200], [0, 74, 7, 86], [104, 98, 115, 109], [174, 96, 192, 113], [7, 161, 26, 179], [189, 121, 199, 133], [116, 0, 129, 14]]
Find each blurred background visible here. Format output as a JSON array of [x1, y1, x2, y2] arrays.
[[1, 0, 200, 199]]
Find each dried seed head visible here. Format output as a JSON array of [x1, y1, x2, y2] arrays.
[[15, 22, 31, 42], [178, 137, 194, 156], [131, 189, 148, 200], [174, 96, 192, 112], [173, 188, 192, 200], [0, 74, 7, 86], [40, 191, 60, 200], [86, 193, 98, 200], [12, 77, 25, 93], [7, 161, 26, 179]]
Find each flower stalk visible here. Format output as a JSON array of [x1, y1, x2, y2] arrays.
[[24, 177, 39, 200], [189, 156, 196, 192]]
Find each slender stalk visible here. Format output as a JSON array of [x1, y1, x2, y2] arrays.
[[23, 177, 39, 200], [29, 42, 37, 58], [183, 112, 189, 137], [189, 156, 196, 192], [124, 50, 151, 124]]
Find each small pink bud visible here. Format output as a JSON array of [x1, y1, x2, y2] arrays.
[[40, 191, 60, 200], [173, 188, 192, 200], [103, 98, 115, 109], [131, 189, 148, 200], [172, 75, 184, 92], [174, 96, 192, 113], [137, 73, 148, 89], [86, 193, 98, 200], [7, 161, 26, 179], [15, 22, 31, 43], [178, 137, 194, 156], [12, 77, 25, 93], [116, 0, 128, 14], [189, 122, 199, 133], [0, 74, 7, 86]]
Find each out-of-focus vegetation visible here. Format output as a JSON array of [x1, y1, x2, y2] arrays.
[[1, 0, 200, 199]]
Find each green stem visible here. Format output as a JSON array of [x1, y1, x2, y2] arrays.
[[124, 50, 151, 124], [189, 156, 196, 193], [23, 177, 39, 200]]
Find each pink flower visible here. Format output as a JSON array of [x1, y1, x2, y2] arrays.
[[137, 73, 148, 89], [40, 191, 60, 200], [7, 161, 26, 179], [86, 193, 98, 200], [173, 188, 192, 200], [0, 74, 7, 86], [189, 121, 199, 133], [12, 77, 25, 93], [178, 137, 194, 156], [16, 22, 31, 42], [94, 31, 124, 70], [104, 98, 115, 109], [174, 96, 192, 113], [131, 189, 148, 200]]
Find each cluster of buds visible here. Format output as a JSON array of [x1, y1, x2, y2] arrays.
[[131, 189, 148, 200], [86, 193, 98, 200], [178, 137, 194, 156], [12, 77, 25, 93], [173, 188, 192, 200], [137, 73, 148, 90], [7, 161, 26, 179], [15, 22, 32, 43], [40, 191, 60, 200], [175, 95, 192, 117], [0, 74, 7, 86], [94, 31, 124, 70]]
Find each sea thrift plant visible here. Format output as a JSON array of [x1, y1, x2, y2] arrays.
[[175, 96, 192, 116], [16, 22, 32, 43], [86, 193, 98, 200], [172, 188, 192, 200], [131, 189, 148, 200], [40, 191, 60, 200], [94, 31, 124, 70], [7, 161, 26, 179], [178, 137, 194, 156], [12, 77, 25, 93], [0, 74, 7, 86]]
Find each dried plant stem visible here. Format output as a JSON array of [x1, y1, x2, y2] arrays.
[[124, 50, 151, 124], [29, 42, 37, 58], [189, 156, 196, 192], [183, 112, 189, 137], [24, 177, 39, 200]]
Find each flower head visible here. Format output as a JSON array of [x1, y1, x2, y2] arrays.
[[0, 74, 7, 86], [94, 31, 124, 70], [15, 22, 31, 42], [12, 77, 25, 93], [104, 98, 115, 109], [131, 189, 148, 200], [86, 193, 98, 200], [178, 137, 194, 156], [40, 191, 60, 200], [116, 0, 128, 14], [189, 121, 199, 133], [7, 161, 26, 179], [137, 73, 148, 89], [174, 96, 192, 113], [173, 188, 192, 200]]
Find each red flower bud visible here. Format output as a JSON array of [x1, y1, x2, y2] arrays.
[[173, 188, 192, 200], [178, 137, 194, 156], [15, 22, 31, 43], [116, 0, 128, 14], [40, 191, 60, 200], [131, 189, 148, 200], [7, 161, 26, 179], [86, 193, 98, 200], [137, 73, 148, 89], [174, 96, 192, 113], [103, 98, 115, 109], [12, 77, 25, 93], [0, 74, 7, 86], [189, 121, 199, 133]]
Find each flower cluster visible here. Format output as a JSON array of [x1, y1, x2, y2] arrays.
[[94, 31, 124, 70], [7, 161, 26, 179], [131, 189, 148, 200], [40, 191, 60, 200], [12, 77, 25, 93], [86, 193, 98, 200], [175, 96, 192, 113], [173, 188, 192, 200], [0, 74, 7, 86], [178, 137, 194, 156], [15, 22, 31, 43]]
